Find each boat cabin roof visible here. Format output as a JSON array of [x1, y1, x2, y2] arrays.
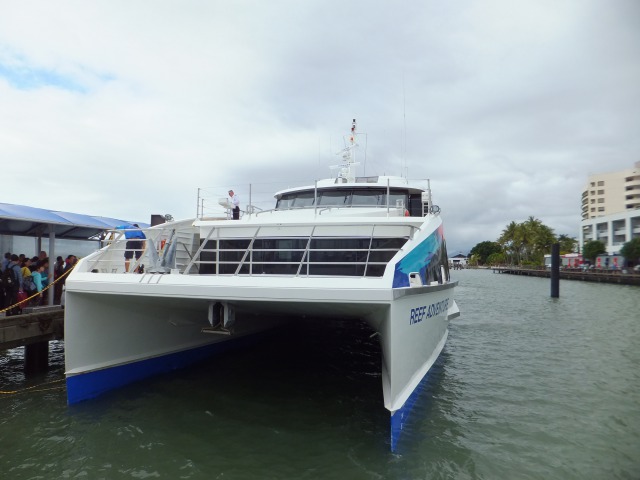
[[274, 175, 426, 198]]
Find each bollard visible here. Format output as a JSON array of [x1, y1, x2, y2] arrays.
[[551, 243, 560, 298]]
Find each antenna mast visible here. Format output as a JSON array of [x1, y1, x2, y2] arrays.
[[402, 76, 407, 178], [332, 118, 360, 183]]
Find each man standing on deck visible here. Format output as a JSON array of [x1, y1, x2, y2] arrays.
[[228, 190, 240, 220], [117, 224, 146, 272]]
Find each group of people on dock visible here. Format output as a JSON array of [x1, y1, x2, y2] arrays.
[[0, 251, 78, 316]]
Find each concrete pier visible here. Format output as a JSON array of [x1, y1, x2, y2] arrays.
[[492, 267, 640, 286], [0, 306, 64, 374]]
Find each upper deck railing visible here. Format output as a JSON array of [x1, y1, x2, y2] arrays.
[[187, 222, 418, 278], [84, 220, 419, 279]]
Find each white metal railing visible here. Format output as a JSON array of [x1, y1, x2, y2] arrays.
[[86, 225, 190, 274], [186, 221, 418, 278], [83, 221, 419, 279]]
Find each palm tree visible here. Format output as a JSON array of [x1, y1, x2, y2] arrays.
[[498, 217, 557, 265], [558, 234, 577, 254], [499, 221, 519, 264]]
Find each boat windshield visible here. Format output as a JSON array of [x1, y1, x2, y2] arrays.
[[317, 191, 349, 206], [275, 188, 409, 210], [352, 190, 385, 206], [276, 191, 315, 209]]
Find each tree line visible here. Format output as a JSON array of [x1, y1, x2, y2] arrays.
[[469, 217, 578, 265], [468, 217, 640, 267], [468, 216, 577, 266]]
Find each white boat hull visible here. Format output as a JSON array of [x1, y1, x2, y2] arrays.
[[65, 272, 456, 452], [65, 196, 458, 451]]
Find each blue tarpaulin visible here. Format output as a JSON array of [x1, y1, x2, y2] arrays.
[[0, 202, 149, 240]]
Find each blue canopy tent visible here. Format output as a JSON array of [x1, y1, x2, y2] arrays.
[[0, 203, 147, 240], [0, 202, 148, 303]]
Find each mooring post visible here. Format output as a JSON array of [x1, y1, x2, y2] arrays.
[[25, 341, 49, 375], [551, 243, 560, 298]]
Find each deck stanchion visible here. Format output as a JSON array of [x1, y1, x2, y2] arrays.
[[551, 243, 560, 298]]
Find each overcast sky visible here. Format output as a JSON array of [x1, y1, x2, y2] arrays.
[[1, 0, 638, 254]]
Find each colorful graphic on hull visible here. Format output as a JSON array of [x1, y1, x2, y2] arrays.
[[392, 225, 444, 288]]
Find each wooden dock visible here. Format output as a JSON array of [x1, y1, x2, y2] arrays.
[[0, 306, 64, 374], [492, 267, 640, 286]]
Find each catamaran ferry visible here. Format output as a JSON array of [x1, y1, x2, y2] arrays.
[[64, 120, 459, 451]]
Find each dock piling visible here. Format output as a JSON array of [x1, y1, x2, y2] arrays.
[[24, 341, 49, 375], [551, 243, 560, 298]]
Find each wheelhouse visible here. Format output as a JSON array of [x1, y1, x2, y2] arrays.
[[275, 186, 429, 217]]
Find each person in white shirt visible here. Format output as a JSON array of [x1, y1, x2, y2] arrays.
[[228, 190, 240, 220]]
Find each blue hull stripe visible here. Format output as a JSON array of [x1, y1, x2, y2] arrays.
[[66, 334, 262, 405], [390, 355, 444, 453]]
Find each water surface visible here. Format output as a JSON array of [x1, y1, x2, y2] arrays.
[[1, 270, 639, 479]]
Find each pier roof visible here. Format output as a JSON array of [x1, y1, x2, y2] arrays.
[[0, 202, 145, 240]]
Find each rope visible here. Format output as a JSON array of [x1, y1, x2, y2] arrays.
[[0, 378, 66, 396], [0, 264, 76, 314]]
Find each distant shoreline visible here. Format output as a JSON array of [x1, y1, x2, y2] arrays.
[[487, 266, 640, 286]]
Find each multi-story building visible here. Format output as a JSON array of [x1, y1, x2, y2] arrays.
[[580, 162, 640, 255], [581, 162, 640, 219]]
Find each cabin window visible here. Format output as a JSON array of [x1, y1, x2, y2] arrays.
[[275, 194, 294, 210], [276, 188, 412, 210], [218, 239, 250, 263], [317, 190, 350, 206], [310, 238, 370, 250], [351, 190, 386, 206], [252, 250, 305, 263], [199, 240, 217, 274], [253, 238, 308, 250], [276, 192, 316, 209], [371, 238, 407, 249], [291, 192, 315, 208], [198, 236, 408, 277], [388, 192, 407, 209]]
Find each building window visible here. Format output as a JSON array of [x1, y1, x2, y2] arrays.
[[598, 207, 605, 212], [590, 182, 595, 187], [591, 208, 595, 212], [597, 189, 604, 195], [597, 198, 604, 203], [597, 181, 604, 186], [590, 199, 595, 204]]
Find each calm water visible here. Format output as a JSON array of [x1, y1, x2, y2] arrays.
[[1, 270, 639, 479]]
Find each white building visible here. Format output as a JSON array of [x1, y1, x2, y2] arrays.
[[449, 253, 468, 267], [580, 204, 640, 255], [580, 162, 640, 255], [581, 162, 640, 220]]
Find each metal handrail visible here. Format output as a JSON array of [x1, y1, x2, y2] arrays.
[[296, 226, 316, 276], [234, 226, 261, 275], [190, 221, 415, 277], [88, 221, 419, 278]]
